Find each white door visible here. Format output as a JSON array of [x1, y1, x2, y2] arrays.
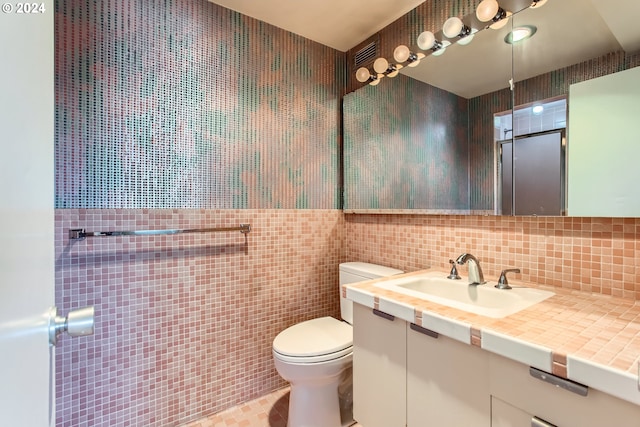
[[0, 3, 55, 425]]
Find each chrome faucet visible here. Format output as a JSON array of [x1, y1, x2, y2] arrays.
[[455, 253, 486, 285], [447, 259, 461, 280], [495, 268, 521, 290]]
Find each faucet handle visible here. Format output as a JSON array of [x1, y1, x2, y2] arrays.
[[447, 259, 461, 280], [496, 268, 521, 290]]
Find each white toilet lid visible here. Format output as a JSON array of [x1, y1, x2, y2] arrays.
[[273, 317, 352, 360]]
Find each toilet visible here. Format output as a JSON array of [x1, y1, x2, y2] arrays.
[[273, 262, 403, 427]]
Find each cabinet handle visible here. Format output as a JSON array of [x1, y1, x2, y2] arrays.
[[410, 323, 439, 339], [531, 416, 557, 427], [372, 309, 395, 321], [529, 367, 588, 396]]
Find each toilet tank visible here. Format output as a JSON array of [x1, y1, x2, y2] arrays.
[[339, 262, 404, 324]]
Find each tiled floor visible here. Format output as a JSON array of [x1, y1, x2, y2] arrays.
[[181, 387, 362, 427]]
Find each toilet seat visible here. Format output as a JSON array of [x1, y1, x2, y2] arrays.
[[273, 317, 352, 363]]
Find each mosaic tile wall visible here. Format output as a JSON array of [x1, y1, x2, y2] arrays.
[[55, 0, 343, 209], [345, 214, 640, 300], [53, 0, 345, 426], [343, 74, 469, 210], [55, 209, 344, 426], [468, 88, 511, 211]]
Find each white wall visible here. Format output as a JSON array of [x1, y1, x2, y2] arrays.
[[0, 2, 55, 425]]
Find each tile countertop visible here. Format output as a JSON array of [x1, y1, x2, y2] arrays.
[[343, 268, 640, 407]]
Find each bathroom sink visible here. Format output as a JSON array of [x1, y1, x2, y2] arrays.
[[374, 271, 554, 318]]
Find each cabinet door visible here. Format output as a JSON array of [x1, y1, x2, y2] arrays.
[[489, 353, 640, 427], [353, 304, 407, 427], [407, 324, 490, 426], [492, 396, 535, 427]]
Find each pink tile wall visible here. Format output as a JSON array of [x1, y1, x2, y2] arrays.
[[56, 210, 640, 426], [345, 215, 640, 300], [55, 209, 344, 426]]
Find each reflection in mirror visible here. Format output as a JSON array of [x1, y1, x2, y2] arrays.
[[343, 74, 471, 212], [496, 98, 567, 216], [512, 0, 640, 217], [343, 9, 516, 213], [401, 12, 513, 99], [343, 0, 640, 216]]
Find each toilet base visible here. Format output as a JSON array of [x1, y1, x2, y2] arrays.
[[275, 353, 354, 427], [288, 379, 340, 427], [287, 378, 355, 427]]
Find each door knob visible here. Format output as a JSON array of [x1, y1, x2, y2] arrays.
[[49, 306, 95, 345]]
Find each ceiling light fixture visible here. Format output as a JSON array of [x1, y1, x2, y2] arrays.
[[417, 31, 443, 52], [355, 67, 380, 86], [504, 25, 537, 44], [432, 40, 451, 56], [489, 10, 512, 30], [442, 17, 471, 39], [476, 0, 507, 24], [373, 57, 401, 78], [457, 28, 478, 46], [393, 45, 423, 67]]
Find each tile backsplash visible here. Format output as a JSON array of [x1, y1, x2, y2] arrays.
[[345, 214, 640, 300]]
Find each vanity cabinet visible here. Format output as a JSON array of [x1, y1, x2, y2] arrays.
[[488, 354, 640, 427], [407, 323, 490, 426], [353, 304, 490, 427], [491, 396, 537, 427], [352, 303, 640, 427], [352, 303, 407, 427]]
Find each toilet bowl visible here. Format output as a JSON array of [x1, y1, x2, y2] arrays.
[[273, 262, 403, 427]]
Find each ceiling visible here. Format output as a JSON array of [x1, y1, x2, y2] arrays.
[[402, 0, 640, 98], [207, 0, 426, 52]]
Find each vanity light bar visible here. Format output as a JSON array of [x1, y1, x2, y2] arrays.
[[355, 0, 522, 86]]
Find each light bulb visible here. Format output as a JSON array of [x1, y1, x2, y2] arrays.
[[476, 0, 499, 22], [432, 41, 451, 56], [408, 59, 421, 68], [369, 77, 381, 86], [373, 58, 389, 74], [512, 27, 531, 42], [443, 17, 464, 38], [417, 31, 436, 50], [505, 25, 537, 43], [393, 45, 411, 63], [457, 32, 475, 46], [355, 67, 371, 83]]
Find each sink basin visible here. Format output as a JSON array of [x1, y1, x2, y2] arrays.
[[374, 271, 554, 318]]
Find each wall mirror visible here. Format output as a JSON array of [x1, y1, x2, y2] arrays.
[[343, 0, 640, 217]]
